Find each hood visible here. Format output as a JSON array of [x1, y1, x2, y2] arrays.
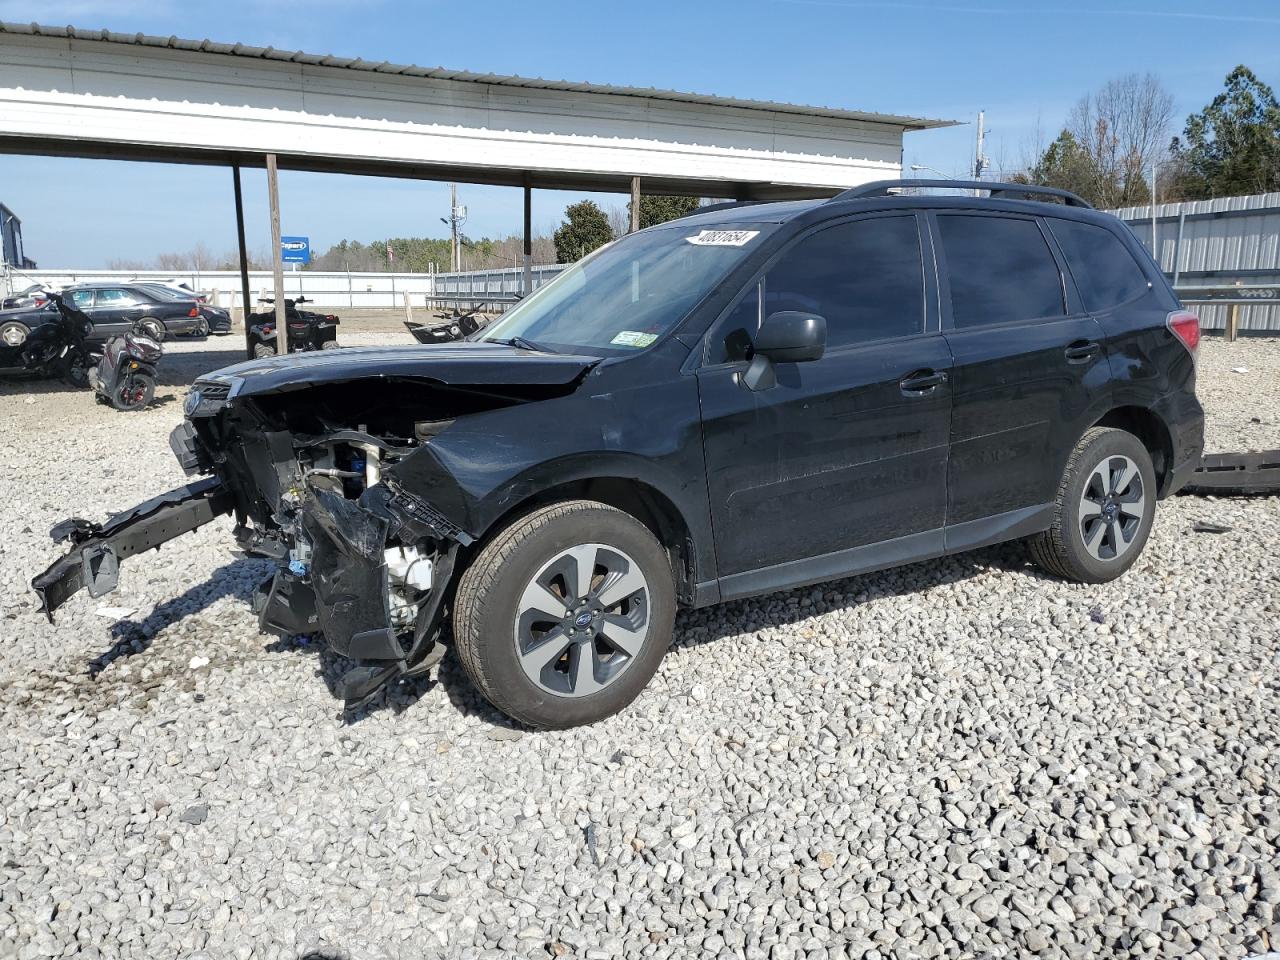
[[201, 341, 602, 399]]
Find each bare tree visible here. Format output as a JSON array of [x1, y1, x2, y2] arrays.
[[1067, 73, 1175, 207], [606, 204, 630, 239]]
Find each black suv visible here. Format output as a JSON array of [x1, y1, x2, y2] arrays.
[[35, 181, 1203, 729]]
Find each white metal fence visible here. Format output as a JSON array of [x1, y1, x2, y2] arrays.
[[2, 264, 569, 312]]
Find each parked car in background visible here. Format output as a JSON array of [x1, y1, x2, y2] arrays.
[[2, 282, 48, 310], [134, 282, 230, 336], [63, 283, 205, 341]]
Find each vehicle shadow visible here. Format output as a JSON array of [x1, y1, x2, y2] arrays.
[[424, 539, 1048, 731], [89, 556, 273, 678]]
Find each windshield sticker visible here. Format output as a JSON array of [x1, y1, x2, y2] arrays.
[[611, 330, 658, 348], [685, 229, 760, 247]]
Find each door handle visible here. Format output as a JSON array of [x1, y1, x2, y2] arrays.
[[1064, 340, 1100, 363], [899, 369, 949, 394]]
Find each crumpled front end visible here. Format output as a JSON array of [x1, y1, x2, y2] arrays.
[[30, 360, 596, 713]]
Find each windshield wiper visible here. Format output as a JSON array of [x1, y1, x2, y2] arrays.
[[491, 335, 548, 353]]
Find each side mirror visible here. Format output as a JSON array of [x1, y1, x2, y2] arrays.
[[741, 311, 826, 391]]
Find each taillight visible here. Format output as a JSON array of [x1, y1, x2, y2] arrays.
[[188, 307, 199, 317], [1167, 310, 1200, 358]]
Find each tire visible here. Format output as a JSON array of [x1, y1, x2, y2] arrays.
[[193, 318, 210, 338], [111, 372, 155, 411], [453, 500, 676, 729], [139, 319, 165, 343], [320, 339, 340, 350], [1028, 427, 1157, 584], [253, 342, 276, 359]]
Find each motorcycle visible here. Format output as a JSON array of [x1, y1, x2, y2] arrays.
[[248, 297, 340, 357], [89, 321, 162, 412], [1, 291, 97, 385]]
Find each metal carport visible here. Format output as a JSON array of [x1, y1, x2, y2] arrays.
[[0, 22, 954, 354]]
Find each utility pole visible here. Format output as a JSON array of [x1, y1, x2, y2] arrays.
[[973, 110, 988, 196], [450, 183, 458, 272]]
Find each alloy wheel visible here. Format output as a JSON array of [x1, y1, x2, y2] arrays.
[[513, 542, 650, 697], [1078, 454, 1146, 562]]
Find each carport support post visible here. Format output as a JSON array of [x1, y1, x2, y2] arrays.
[[232, 164, 254, 360], [266, 153, 288, 355], [629, 177, 641, 233], [523, 180, 533, 296]]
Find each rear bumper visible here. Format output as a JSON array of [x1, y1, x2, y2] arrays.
[[32, 477, 233, 620]]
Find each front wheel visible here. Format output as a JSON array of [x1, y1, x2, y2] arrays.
[[111, 372, 155, 411], [253, 342, 276, 359], [1028, 427, 1156, 583], [453, 500, 676, 729], [320, 339, 340, 350]]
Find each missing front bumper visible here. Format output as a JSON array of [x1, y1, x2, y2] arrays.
[[32, 477, 234, 620]]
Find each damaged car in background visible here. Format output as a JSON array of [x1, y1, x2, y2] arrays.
[[34, 182, 1205, 728]]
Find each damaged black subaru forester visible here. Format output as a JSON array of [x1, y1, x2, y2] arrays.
[[34, 181, 1204, 728]]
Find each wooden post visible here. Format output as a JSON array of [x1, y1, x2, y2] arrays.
[[1227, 303, 1240, 342], [629, 176, 641, 233], [265, 153, 288, 355], [403, 291, 414, 325], [523, 179, 533, 296], [232, 164, 254, 358]]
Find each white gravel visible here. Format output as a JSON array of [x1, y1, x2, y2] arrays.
[[1, 334, 1278, 960]]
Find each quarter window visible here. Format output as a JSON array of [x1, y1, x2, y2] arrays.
[[937, 215, 1065, 328], [1048, 218, 1151, 312], [763, 216, 925, 349]]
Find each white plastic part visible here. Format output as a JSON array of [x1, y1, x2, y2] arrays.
[[384, 546, 432, 591]]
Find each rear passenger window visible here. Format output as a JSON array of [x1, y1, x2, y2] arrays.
[[763, 216, 924, 349], [1048, 218, 1151, 312], [937, 215, 1065, 328]]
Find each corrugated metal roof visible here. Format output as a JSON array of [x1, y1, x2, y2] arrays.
[[0, 21, 955, 130]]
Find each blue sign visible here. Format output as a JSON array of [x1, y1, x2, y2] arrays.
[[280, 235, 311, 264]]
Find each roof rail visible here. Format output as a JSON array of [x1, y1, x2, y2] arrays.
[[675, 199, 765, 219], [833, 179, 1093, 209]]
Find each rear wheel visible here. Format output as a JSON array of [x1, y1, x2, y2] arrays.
[[193, 318, 210, 338], [320, 339, 340, 350], [253, 342, 276, 359], [138, 319, 165, 342], [453, 500, 676, 729], [111, 372, 155, 411], [1028, 427, 1156, 583]]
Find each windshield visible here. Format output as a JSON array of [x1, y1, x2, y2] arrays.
[[478, 222, 772, 354]]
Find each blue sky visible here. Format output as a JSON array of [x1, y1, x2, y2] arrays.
[[2, 0, 1278, 267]]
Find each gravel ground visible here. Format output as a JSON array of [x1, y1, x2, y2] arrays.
[[1, 334, 1278, 960]]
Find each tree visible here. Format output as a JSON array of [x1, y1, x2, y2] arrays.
[[554, 200, 613, 263], [630, 195, 701, 229], [1171, 66, 1280, 199], [1013, 130, 1095, 200], [1020, 73, 1174, 207]]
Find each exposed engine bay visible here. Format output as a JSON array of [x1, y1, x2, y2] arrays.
[[32, 345, 599, 714]]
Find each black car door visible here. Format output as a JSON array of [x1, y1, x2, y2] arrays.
[[931, 211, 1109, 547], [696, 213, 953, 598], [88, 288, 142, 337]]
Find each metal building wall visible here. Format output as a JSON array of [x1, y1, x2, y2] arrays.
[[1108, 192, 1280, 332]]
